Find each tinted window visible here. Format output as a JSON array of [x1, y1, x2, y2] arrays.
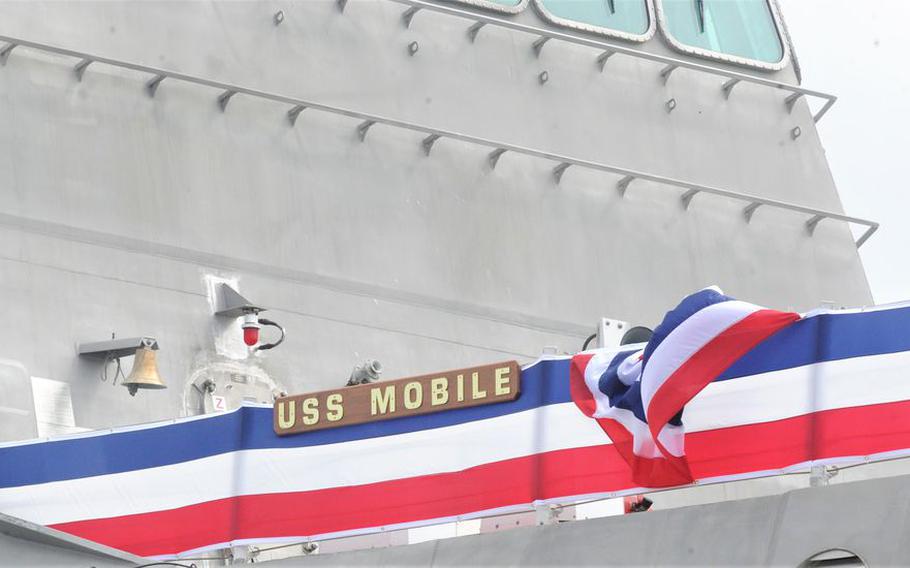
[[660, 0, 784, 65], [537, 0, 650, 36]]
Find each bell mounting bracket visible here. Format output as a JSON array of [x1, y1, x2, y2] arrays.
[[78, 337, 159, 359]]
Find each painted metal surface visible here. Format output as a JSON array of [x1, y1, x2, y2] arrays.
[[265, 473, 910, 566], [0, 0, 884, 561], [0, 0, 873, 432]]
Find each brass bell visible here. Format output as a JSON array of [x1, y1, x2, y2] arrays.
[[122, 346, 167, 396]]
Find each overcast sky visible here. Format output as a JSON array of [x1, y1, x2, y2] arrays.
[[779, 0, 909, 304]]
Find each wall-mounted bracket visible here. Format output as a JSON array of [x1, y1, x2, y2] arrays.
[[74, 58, 92, 81], [596, 50, 614, 72], [402, 6, 421, 28], [467, 22, 485, 42], [806, 214, 825, 235], [215, 284, 266, 318], [218, 90, 237, 111], [785, 92, 805, 113], [532, 36, 550, 57], [145, 74, 166, 97], [79, 337, 159, 360], [616, 175, 635, 197], [357, 120, 376, 141], [488, 148, 507, 169], [421, 133, 441, 156], [722, 78, 740, 99], [552, 162, 571, 184], [742, 202, 762, 223], [0, 42, 16, 66], [660, 64, 678, 84], [681, 189, 700, 209], [287, 105, 306, 126]]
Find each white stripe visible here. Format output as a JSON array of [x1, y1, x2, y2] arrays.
[[582, 348, 910, 457], [0, 402, 606, 526], [687, 349, 910, 432], [640, 300, 760, 414], [7, 350, 910, 528]]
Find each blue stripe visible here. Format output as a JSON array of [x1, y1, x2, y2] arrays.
[[719, 305, 910, 381], [642, 288, 730, 367], [0, 359, 572, 488]]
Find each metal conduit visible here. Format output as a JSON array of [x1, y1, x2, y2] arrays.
[[383, 0, 838, 123], [0, 34, 877, 248]]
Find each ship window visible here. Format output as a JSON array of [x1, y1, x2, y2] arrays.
[[658, 0, 785, 67], [534, 0, 652, 39], [452, 0, 527, 15]]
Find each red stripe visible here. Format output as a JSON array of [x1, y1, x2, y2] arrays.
[[646, 309, 799, 458], [49, 399, 910, 557], [595, 417, 693, 488], [569, 353, 596, 417]]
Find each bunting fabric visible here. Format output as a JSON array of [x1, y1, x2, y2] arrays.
[[2, 291, 910, 558], [570, 287, 800, 487]]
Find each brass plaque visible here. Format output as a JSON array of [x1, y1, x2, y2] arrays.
[[274, 361, 521, 435]]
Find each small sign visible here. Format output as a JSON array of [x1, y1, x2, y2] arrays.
[[212, 396, 227, 413], [274, 361, 520, 435]]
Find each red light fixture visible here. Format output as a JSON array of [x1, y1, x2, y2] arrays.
[[242, 312, 261, 346]]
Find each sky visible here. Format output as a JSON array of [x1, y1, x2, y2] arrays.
[[779, 0, 910, 304]]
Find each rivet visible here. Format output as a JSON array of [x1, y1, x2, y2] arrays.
[[666, 98, 677, 113], [273, 10, 285, 25], [538, 70, 549, 85], [408, 41, 419, 56], [791, 126, 802, 139]]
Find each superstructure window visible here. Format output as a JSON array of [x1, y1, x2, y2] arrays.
[[658, 0, 785, 67], [453, 0, 527, 15], [534, 0, 652, 40]]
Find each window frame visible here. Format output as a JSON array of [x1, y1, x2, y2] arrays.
[[531, 0, 656, 43], [655, 0, 790, 71], [448, 0, 530, 16]]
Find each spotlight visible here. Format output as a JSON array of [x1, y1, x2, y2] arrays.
[[621, 326, 653, 346], [347, 360, 383, 386]]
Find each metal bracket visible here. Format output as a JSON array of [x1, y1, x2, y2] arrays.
[[681, 189, 700, 209], [616, 175, 635, 197], [214, 284, 265, 318], [660, 64, 678, 84], [79, 337, 159, 359], [357, 120, 376, 142], [0, 42, 15, 66], [855, 223, 879, 249], [532, 36, 550, 57], [806, 214, 825, 235], [467, 22, 485, 43], [218, 90, 237, 111], [785, 92, 805, 113], [742, 202, 762, 223], [596, 50, 614, 72], [74, 58, 92, 81], [145, 74, 166, 97], [287, 105, 306, 126], [402, 6, 421, 28], [421, 133, 441, 156], [552, 162, 571, 184], [488, 148, 507, 169], [336, 0, 349, 12], [722, 78, 740, 99]]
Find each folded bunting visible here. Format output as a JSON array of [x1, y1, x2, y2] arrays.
[[570, 286, 801, 487], [2, 290, 910, 558]]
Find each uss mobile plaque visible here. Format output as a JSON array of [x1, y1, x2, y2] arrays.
[[274, 360, 520, 435]]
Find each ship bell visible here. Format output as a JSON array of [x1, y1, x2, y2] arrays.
[[123, 346, 167, 395]]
